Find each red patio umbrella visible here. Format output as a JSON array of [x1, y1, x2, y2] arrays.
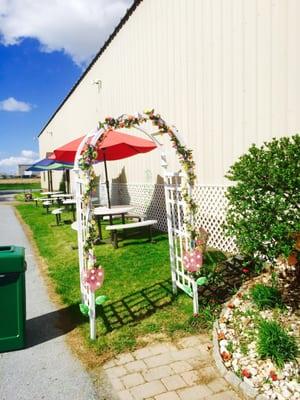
[[52, 130, 156, 163], [52, 130, 157, 207]]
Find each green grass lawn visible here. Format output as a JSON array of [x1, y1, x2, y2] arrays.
[[16, 202, 224, 357], [0, 182, 41, 190]]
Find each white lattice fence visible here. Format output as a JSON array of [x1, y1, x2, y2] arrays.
[[99, 182, 168, 231], [98, 182, 237, 253], [193, 186, 237, 253]]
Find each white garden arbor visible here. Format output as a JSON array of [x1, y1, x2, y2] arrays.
[[73, 110, 204, 339]]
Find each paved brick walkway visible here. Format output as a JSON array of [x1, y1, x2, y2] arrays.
[[102, 334, 243, 400]]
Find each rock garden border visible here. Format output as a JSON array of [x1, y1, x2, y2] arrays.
[[212, 272, 300, 400], [213, 311, 263, 400]]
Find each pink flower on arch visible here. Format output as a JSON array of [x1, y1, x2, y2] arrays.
[[83, 267, 105, 292], [183, 249, 203, 273]]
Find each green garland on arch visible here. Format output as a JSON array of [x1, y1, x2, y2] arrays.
[[78, 145, 98, 256], [97, 110, 198, 240]]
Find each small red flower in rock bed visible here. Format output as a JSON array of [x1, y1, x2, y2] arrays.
[[242, 268, 249, 273], [221, 351, 232, 361], [287, 252, 298, 266], [241, 369, 252, 378], [218, 332, 226, 340], [269, 370, 278, 381]]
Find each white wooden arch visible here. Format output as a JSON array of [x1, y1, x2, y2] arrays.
[[73, 112, 199, 340]]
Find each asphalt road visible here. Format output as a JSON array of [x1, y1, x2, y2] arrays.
[[0, 205, 99, 400]]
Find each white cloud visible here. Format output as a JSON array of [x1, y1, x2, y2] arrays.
[[0, 150, 39, 174], [0, 0, 133, 65], [21, 149, 37, 158], [0, 97, 32, 112]]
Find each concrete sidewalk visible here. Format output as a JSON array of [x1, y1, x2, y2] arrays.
[[0, 205, 99, 400]]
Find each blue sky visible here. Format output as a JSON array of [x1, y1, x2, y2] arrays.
[[0, 0, 132, 174], [0, 39, 81, 168]]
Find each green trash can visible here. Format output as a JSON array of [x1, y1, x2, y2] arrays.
[[0, 246, 26, 352]]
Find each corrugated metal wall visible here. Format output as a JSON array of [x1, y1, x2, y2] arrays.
[[39, 0, 300, 189]]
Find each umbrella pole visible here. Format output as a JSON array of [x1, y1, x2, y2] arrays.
[[47, 171, 50, 191], [103, 153, 111, 208], [66, 169, 70, 193], [47, 170, 53, 191], [50, 170, 53, 192]]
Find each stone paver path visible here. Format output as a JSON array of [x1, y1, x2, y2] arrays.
[[103, 334, 243, 400]]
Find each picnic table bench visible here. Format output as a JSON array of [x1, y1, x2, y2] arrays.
[[36, 197, 59, 207], [42, 200, 52, 213], [51, 208, 64, 225], [106, 219, 157, 248]]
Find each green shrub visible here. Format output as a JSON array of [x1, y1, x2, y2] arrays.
[[224, 134, 300, 262], [257, 320, 298, 368], [250, 284, 283, 310]]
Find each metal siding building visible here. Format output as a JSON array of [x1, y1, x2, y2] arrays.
[[39, 0, 300, 190]]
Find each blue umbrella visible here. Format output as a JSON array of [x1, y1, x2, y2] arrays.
[[26, 158, 73, 171], [26, 158, 73, 192]]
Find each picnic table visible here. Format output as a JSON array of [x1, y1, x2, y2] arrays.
[[63, 199, 76, 221], [36, 196, 58, 210], [41, 191, 63, 198], [93, 205, 134, 240], [51, 193, 73, 199], [72, 206, 152, 248]]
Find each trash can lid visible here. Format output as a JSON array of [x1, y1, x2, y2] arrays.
[[0, 246, 25, 273]]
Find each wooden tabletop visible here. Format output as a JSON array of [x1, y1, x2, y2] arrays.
[[51, 193, 73, 198], [41, 191, 63, 195], [93, 205, 134, 216], [63, 199, 76, 205]]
